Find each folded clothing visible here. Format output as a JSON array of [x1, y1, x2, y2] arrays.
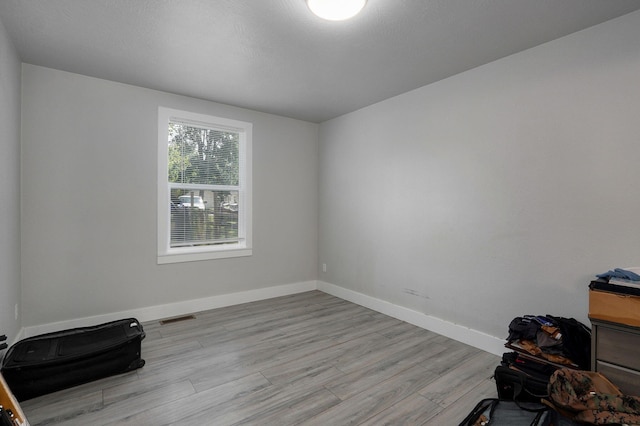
[[596, 267, 640, 281]]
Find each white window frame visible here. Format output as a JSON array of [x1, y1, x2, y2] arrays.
[[157, 107, 252, 264]]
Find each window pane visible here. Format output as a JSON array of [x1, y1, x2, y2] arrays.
[[159, 107, 251, 263], [168, 123, 239, 186], [170, 189, 239, 247]]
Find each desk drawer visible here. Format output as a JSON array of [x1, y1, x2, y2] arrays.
[[596, 326, 640, 371], [596, 361, 640, 396]]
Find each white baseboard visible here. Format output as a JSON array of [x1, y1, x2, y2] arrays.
[[22, 280, 317, 338], [10, 328, 26, 347], [21, 279, 504, 357], [317, 281, 505, 356]]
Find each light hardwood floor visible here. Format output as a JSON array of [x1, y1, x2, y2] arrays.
[[20, 291, 499, 425]]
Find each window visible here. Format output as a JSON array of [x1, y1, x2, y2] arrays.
[[158, 107, 252, 263]]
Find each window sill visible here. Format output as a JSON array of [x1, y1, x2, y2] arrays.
[[157, 246, 252, 264]]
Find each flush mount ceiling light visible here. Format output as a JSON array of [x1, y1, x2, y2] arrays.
[[307, 0, 367, 21]]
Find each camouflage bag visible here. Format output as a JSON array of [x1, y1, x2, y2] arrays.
[[548, 368, 640, 424]]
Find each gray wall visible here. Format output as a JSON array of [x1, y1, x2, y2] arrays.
[[12, 9, 640, 346], [21, 65, 319, 327], [0, 17, 22, 342], [318, 10, 640, 339]]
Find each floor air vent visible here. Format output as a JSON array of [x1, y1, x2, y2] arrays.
[[160, 315, 196, 325]]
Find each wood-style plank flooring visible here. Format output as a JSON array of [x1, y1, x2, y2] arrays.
[[20, 291, 499, 425]]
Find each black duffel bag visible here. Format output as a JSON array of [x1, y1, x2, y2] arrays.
[[495, 365, 549, 405]]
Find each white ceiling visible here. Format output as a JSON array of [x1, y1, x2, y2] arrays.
[[2, 0, 640, 123]]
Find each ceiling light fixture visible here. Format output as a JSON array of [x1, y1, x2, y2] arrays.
[[307, 0, 367, 21]]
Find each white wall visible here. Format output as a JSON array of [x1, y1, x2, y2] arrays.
[[21, 65, 319, 328], [0, 17, 22, 343], [318, 10, 640, 341]]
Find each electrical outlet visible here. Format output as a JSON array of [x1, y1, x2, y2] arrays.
[[322, 263, 327, 273]]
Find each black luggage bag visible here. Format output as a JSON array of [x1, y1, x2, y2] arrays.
[[458, 398, 551, 426], [1, 318, 145, 401], [458, 398, 581, 426]]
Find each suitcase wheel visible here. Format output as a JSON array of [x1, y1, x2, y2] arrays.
[[125, 358, 146, 371]]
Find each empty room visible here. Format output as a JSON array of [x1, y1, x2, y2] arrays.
[[1, 1, 640, 424]]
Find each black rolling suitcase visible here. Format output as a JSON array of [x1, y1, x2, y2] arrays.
[[458, 398, 551, 425], [1, 318, 145, 401]]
